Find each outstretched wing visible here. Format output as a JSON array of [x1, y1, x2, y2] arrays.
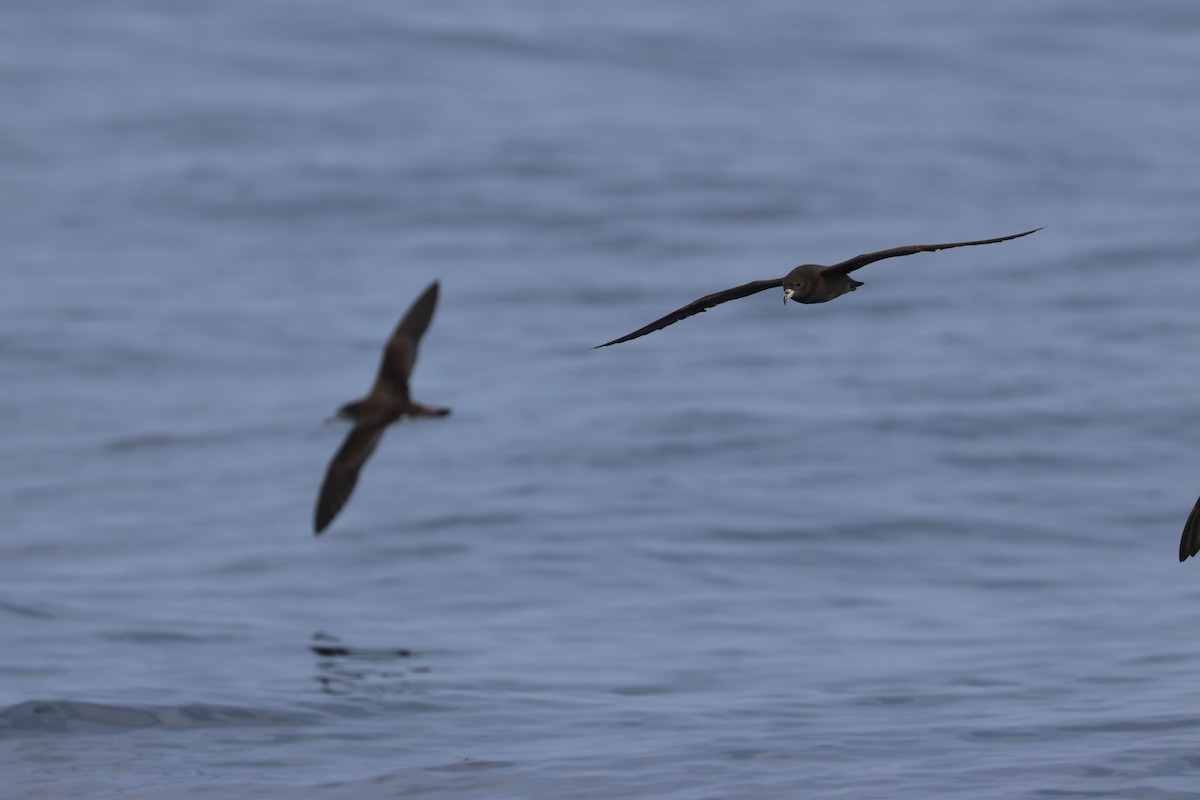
[[594, 279, 783, 348], [1179, 495, 1200, 562], [822, 228, 1042, 276], [314, 423, 387, 534], [372, 281, 440, 398]]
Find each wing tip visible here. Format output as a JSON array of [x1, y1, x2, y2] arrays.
[[416, 280, 440, 308], [594, 330, 644, 348], [594, 333, 643, 349], [314, 507, 332, 536]]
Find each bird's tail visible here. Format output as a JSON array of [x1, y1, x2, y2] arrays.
[[408, 402, 451, 418]]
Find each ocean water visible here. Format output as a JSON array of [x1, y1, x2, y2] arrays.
[[3, 1, 1200, 797]]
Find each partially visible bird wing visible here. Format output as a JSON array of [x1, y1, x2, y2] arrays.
[[314, 423, 388, 534], [372, 281, 440, 399], [821, 228, 1042, 276], [1179, 495, 1200, 562], [594, 279, 783, 348]]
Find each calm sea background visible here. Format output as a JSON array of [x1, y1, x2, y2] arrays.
[[3, 1, 1200, 797]]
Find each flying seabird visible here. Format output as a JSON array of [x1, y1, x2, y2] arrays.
[[594, 228, 1041, 348], [314, 280, 450, 535], [1179, 496, 1200, 562]]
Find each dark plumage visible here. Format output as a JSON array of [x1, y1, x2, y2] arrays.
[[594, 228, 1041, 348], [314, 281, 450, 535], [1179, 496, 1200, 562]]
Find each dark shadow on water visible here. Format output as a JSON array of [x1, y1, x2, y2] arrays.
[[310, 631, 427, 697]]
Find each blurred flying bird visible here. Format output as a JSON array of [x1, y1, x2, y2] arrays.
[[314, 281, 450, 534], [594, 228, 1041, 348]]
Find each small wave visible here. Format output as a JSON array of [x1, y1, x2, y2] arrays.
[[0, 600, 57, 620], [0, 700, 313, 737], [101, 421, 305, 453], [98, 629, 209, 645], [421, 511, 522, 531], [103, 433, 182, 452]]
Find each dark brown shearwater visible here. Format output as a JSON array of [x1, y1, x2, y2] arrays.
[[314, 281, 450, 535], [1179, 496, 1200, 562], [594, 228, 1041, 348]]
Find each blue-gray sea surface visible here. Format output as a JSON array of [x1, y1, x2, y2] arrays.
[[3, 1, 1200, 797]]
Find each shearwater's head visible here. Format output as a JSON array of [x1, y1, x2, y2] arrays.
[[782, 263, 863, 305], [781, 265, 820, 304]]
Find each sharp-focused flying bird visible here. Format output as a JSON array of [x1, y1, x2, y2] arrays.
[[594, 228, 1041, 348], [1180, 496, 1200, 562], [314, 281, 450, 535]]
